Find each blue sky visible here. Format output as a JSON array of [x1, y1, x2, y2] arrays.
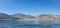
[[0, 0, 60, 15]]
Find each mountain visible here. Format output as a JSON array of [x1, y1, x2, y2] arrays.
[[0, 13, 18, 19], [36, 14, 56, 19], [0, 13, 18, 23], [14, 14, 60, 24], [11, 13, 60, 24], [0, 13, 10, 19], [36, 14, 60, 24], [13, 13, 35, 19], [0, 13, 60, 24], [37, 14, 60, 20]]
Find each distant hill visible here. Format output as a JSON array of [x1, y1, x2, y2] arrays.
[[0, 13, 18, 23], [36, 14, 60, 24], [0, 13, 10, 19], [0, 13, 60, 24], [12, 13, 35, 19], [0, 13, 17, 19], [36, 14, 60, 20]]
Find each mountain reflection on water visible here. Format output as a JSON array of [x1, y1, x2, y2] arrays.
[[0, 22, 60, 28]]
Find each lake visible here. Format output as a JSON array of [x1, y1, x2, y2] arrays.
[[0, 23, 60, 28]]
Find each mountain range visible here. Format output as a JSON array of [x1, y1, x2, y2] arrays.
[[0, 13, 60, 24]]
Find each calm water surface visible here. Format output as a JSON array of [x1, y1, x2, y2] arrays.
[[0, 23, 60, 28]]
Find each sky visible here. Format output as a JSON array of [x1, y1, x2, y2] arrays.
[[0, 0, 60, 15]]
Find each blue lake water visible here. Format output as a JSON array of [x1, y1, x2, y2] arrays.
[[0, 23, 60, 28]]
